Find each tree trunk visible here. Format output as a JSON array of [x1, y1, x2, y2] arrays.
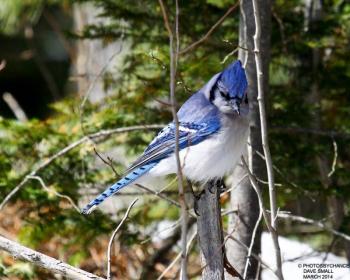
[[226, 0, 271, 279], [73, 2, 124, 103], [304, 0, 350, 263], [197, 181, 224, 280]]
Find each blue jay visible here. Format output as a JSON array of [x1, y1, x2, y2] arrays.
[[82, 60, 249, 214]]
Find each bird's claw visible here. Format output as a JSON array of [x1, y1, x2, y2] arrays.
[[193, 190, 205, 216], [218, 179, 227, 193], [208, 182, 216, 194]]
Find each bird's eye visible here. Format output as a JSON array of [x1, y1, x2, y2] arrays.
[[219, 90, 229, 99]]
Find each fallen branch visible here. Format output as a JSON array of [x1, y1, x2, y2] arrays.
[[0, 235, 104, 280]]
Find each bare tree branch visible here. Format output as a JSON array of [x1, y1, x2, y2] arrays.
[[327, 139, 338, 178], [251, 0, 283, 278], [241, 156, 282, 279], [107, 198, 138, 280], [179, 2, 240, 55], [158, 1, 188, 279], [27, 175, 80, 212], [226, 234, 278, 278], [0, 124, 163, 211], [0, 235, 104, 280], [277, 212, 350, 242], [243, 199, 262, 279], [25, 25, 60, 101], [156, 231, 197, 280], [135, 183, 180, 208], [0, 59, 6, 71], [2, 92, 28, 122], [241, 158, 275, 235], [270, 126, 350, 139]]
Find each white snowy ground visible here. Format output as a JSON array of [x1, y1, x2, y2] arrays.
[[261, 232, 350, 280], [154, 222, 350, 279]]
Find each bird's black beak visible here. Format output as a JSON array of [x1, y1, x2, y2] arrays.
[[229, 99, 240, 115]]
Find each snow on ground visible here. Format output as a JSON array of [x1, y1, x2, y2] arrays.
[[153, 221, 350, 279], [261, 232, 350, 280]]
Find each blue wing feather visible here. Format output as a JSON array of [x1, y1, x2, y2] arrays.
[[82, 80, 222, 214], [125, 92, 221, 173]]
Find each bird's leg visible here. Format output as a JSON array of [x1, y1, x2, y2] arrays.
[[208, 179, 226, 194], [187, 180, 203, 216], [218, 178, 227, 193], [208, 180, 217, 194]]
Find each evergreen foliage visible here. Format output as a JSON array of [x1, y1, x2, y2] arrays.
[[0, 0, 349, 278]]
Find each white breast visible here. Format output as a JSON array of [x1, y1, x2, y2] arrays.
[[148, 115, 249, 182]]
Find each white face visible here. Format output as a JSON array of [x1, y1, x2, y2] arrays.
[[212, 86, 233, 114], [211, 81, 249, 116]]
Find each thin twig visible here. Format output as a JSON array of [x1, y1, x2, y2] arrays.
[[179, 2, 240, 55], [221, 46, 239, 64], [252, 147, 315, 200], [270, 126, 350, 139], [327, 139, 337, 177], [2, 92, 28, 122], [220, 174, 248, 196], [79, 48, 123, 136], [27, 175, 80, 213], [251, 0, 283, 278], [156, 231, 197, 280], [271, 7, 288, 54], [241, 157, 275, 235], [0, 235, 104, 280], [135, 184, 180, 208], [25, 25, 60, 100], [43, 10, 76, 60], [93, 147, 119, 177], [0, 124, 163, 211], [243, 198, 263, 279], [107, 198, 138, 280], [0, 59, 6, 71], [226, 234, 278, 278], [277, 212, 350, 242], [158, 1, 188, 279], [241, 156, 284, 279], [79, 51, 121, 112]]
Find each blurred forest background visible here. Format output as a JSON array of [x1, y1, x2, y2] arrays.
[[0, 0, 349, 279]]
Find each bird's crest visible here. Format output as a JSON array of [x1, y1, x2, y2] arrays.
[[218, 60, 248, 100]]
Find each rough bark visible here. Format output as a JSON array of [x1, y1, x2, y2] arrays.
[[73, 2, 124, 103], [226, 0, 271, 279], [197, 181, 224, 280], [0, 235, 103, 280]]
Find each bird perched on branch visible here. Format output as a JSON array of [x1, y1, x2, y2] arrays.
[[82, 60, 249, 214]]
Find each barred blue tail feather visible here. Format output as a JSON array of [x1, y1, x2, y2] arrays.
[[81, 162, 157, 214], [81, 60, 249, 215]]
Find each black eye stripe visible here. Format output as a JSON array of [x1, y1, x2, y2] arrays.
[[219, 90, 229, 99]]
